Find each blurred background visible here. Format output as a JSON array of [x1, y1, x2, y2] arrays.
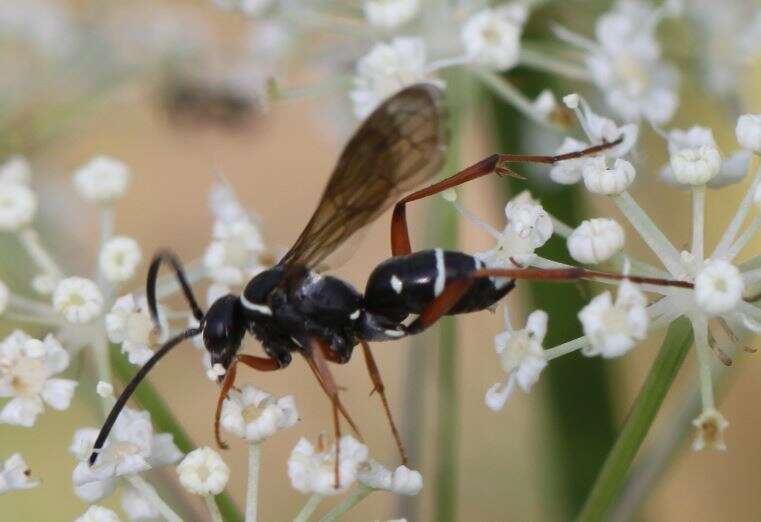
[[1, 0, 760, 520]]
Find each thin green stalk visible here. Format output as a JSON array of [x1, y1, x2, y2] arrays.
[[293, 493, 324, 522], [318, 486, 373, 522], [577, 317, 694, 521], [490, 73, 618, 517], [110, 345, 243, 522], [246, 443, 261, 522], [434, 70, 466, 522], [205, 495, 224, 522]]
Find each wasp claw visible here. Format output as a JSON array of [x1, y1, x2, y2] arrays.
[[496, 166, 525, 179]]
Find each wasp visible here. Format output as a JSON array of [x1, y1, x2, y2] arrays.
[[89, 84, 691, 486]]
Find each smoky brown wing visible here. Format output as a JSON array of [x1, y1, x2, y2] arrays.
[[280, 83, 448, 272]]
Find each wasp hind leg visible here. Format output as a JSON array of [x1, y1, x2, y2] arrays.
[[390, 139, 623, 256]]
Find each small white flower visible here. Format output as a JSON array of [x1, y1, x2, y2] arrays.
[[711, 150, 751, 188], [121, 486, 159, 521], [579, 280, 648, 358], [0, 453, 40, 494], [206, 363, 226, 381], [562, 93, 580, 109], [660, 127, 748, 189], [531, 89, 557, 120], [96, 381, 113, 399], [0, 331, 77, 427], [691, 408, 729, 452], [288, 435, 369, 495], [694, 260, 743, 315], [505, 195, 553, 247], [568, 218, 625, 264], [106, 294, 168, 366], [561, 94, 639, 160], [549, 137, 589, 184], [363, 0, 419, 30], [669, 146, 721, 186], [666, 126, 716, 155], [461, 4, 528, 70], [453, 191, 551, 272], [53, 277, 103, 323], [485, 310, 548, 411], [0, 182, 37, 231], [350, 37, 436, 119], [31, 273, 58, 296], [358, 460, 423, 495], [99, 236, 142, 284], [0, 156, 31, 185], [389, 465, 423, 495], [221, 385, 299, 442], [208, 181, 247, 224], [582, 156, 636, 195], [736, 114, 761, 153], [75, 505, 121, 522], [71, 408, 182, 501], [74, 156, 131, 203], [204, 217, 266, 285], [177, 447, 230, 496], [0, 279, 8, 316]]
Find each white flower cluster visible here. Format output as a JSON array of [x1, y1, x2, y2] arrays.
[[71, 407, 183, 503], [557, 0, 680, 124], [0, 331, 77, 427], [204, 182, 268, 287], [287, 434, 423, 497], [105, 295, 168, 365]]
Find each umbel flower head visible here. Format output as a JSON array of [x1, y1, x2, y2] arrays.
[[71, 407, 182, 502], [0, 330, 77, 427], [288, 435, 369, 495]]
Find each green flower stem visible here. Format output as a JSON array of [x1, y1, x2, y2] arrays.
[[293, 493, 324, 522], [491, 74, 618, 516], [318, 486, 373, 522], [110, 345, 243, 522], [434, 70, 466, 522], [577, 317, 694, 522], [245, 443, 261, 522], [205, 495, 224, 522]]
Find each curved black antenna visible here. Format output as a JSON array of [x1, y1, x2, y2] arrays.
[[146, 250, 204, 329], [88, 326, 202, 466]]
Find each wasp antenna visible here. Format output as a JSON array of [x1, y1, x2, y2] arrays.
[[88, 326, 202, 466], [146, 250, 205, 330]]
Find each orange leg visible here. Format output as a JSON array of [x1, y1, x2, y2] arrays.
[[309, 338, 344, 489], [360, 341, 407, 465], [470, 267, 693, 289], [214, 361, 238, 450], [303, 353, 364, 440], [404, 278, 475, 335], [214, 354, 282, 449], [390, 138, 623, 256]]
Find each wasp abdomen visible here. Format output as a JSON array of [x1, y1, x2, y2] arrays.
[[364, 249, 512, 319]]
